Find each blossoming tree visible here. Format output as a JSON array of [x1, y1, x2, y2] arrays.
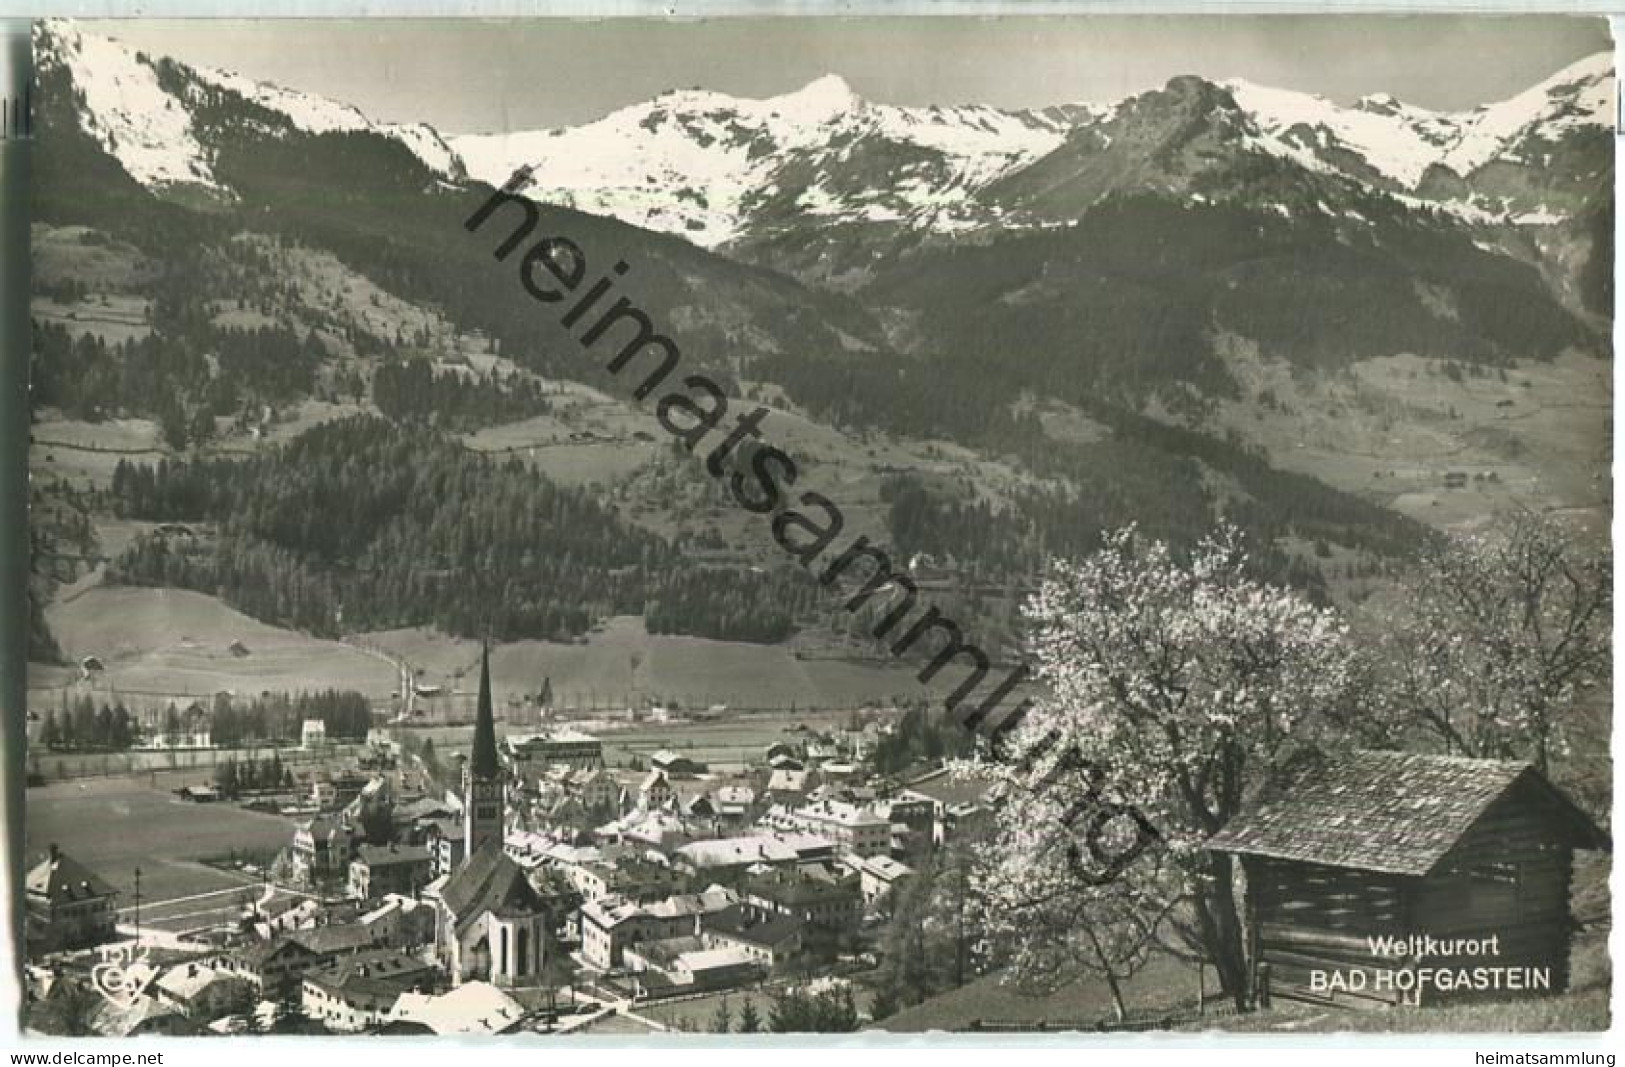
[[969, 524, 1361, 1010], [1384, 510, 1610, 772]]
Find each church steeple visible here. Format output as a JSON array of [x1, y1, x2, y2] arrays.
[[462, 642, 503, 860], [470, 642, 499, 779]]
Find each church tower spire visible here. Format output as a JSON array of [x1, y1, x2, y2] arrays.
[[463, 642, 503, 859]]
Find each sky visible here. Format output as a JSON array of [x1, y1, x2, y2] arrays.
[[99, 16, 1614, 135]]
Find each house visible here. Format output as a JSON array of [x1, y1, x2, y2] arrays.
[[91, 995, 188, 1037], [638, 768, 675, 811], [593, 808, 694, 852], [673, 833, 834, 883], [358, 893, 437, 951], [153, 962, 253, 1018], [679, 791, 717, 819], [504, 729, 603, 769], [349, 843, 434, 901], [848, 854, 914, 909], [578, 888, 736, 970], [1206, 751, 1611, 1008], [742, 863, 863, 951], [761, 799, 891, 858], [701, 903, 804, 969], [547, 846, 683, 904], [291, 815, 357, 885], [650, 750, 708, 777], [713, 785, 756, 822], [567, 767, 620, 812], [24, 847, 119, 954], [871, 794, 936, 860], [301, 719, 327, 749], [764, 767, 819, 805], [623, 938, 761, 996], [222, 936, 324, 1000], [250, 897, 323, 940], [389, 981, 526, 1035], [901, 773, 991, 846], [301, 948, 438, 1032], [294, 921, 382, 959], [423, 819, 466, 879]]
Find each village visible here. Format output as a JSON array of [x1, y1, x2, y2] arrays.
[[21, 648, 996, 1036]]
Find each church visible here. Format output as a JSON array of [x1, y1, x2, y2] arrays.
[[434, 646, 551, 987]]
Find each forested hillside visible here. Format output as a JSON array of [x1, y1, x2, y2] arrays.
[[107, 417, 814, 643]]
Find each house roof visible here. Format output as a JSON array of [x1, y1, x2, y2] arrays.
[[156, 963, 239, 1001], [581, 888, 735, 930], [391, 981, 525, 1035], [714, 785, 755, 806], [767, 768, 815, 793], [305, 948, 436, 1000], [296, 814, 352, 841], [440, 840, 546, 933], [293, 922, 378, 957], [93, 994, 181, 1037], [26, 850, 117, 905], [354, 844, 434, 868], [704, 903, 803, 948], [234, 934, 320, 970], [1206, 750, 1611, 877], [902, 771, 989, 809]]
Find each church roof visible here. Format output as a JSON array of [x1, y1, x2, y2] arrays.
[[470, 644, 500, 779], [441, 840, 545, 934]]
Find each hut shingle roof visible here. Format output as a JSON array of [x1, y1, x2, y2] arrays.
[[1206, 750, 1608, 876]]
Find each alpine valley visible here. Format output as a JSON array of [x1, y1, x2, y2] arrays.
[[27, 18, 1613, 713]]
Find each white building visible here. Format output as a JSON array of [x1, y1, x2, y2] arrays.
[[301, 719, 328, 749]]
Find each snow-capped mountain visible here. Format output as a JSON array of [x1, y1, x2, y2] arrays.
[[451, 48, 1611, 265], [35, 16, 1612, 269], [452, 74, 1099, 248], [1230, 50, 1613, 216], [35, 18, 463, 197]]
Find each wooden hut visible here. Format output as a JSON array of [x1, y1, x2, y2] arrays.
[[1207, 750, 1608, 1008]]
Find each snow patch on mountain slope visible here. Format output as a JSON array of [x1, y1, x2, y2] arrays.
[[1226, 78, 1460, 188], [40, 20, 462, 188], [452, 75, 1080, 247], [191, 66, 463, 178], [1439, 51, 1615, 176], [1230, 51, 1613, 191], [38, 19, 220, 190]]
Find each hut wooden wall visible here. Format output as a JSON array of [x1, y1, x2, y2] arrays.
[[1414, 789, 1576, 1002], [1245, 856, 1411, 1008]]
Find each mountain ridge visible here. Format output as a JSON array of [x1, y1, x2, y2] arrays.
[[39, 18, 1612, 254]]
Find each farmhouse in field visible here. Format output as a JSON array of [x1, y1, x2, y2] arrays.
[[1207, 750, 1610, 1008]]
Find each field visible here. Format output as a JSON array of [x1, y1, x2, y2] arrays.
[[365, 615, 932, 714], [25, 776, 301, 914], [1206, 346, 1612, 539], [402, 704, 881, 773], [34, 584, 399, 705]]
